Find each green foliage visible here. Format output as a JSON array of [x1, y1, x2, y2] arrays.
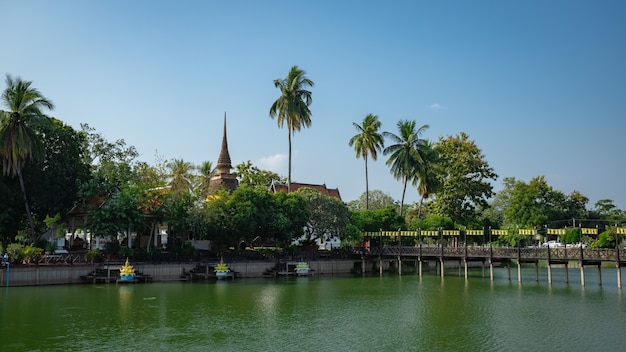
[[496, 229, 532, 247], [431, 132, 497, 226], [104, 241, 120, 257], [560, 228, 581, 244], [413, 214, 454, 231], [234, 161, 285, 188], [348, 190, 397, 211], [503, 176, 589, 228], [6, 243, 23, 263], [357, 205, 405, 232], [297, 187, 351, 243], [594, 228, 617, 248], [84, 248, 102, 263]]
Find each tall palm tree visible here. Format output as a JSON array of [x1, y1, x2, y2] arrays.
[[383, 120, 429, 216], [413, 140, 440, 219], [349, 113, 384, 210], [197, 160, 215, 199], [168, 159, 193, 195], [269, 65, 314, 192], [0, 74, 54, 241]]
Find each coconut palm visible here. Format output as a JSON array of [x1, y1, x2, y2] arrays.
[[383, 120, 429, 216], [269, 65, 314, 192], [349, 113, 384, 210], [168, 159, 193, 195], [0, 74, 54, 241], [197, 160, 215, 198]]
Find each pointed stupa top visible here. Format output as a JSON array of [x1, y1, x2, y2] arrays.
[[216, 112, 232, 174], [207, 112, 239, 194]]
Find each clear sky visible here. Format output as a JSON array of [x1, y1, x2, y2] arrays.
[[2, 1, 625, 209]]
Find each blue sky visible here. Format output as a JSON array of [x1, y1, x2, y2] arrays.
[[2, 1, 625, 209]]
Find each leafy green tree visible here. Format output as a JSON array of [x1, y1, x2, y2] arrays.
[[0, 74, 54, 241], [347, 189, 397, 211], [358, 205, 406, 232], [234, 160, 284, 188], [272, 190, 309, 246], [383, 120, 429, 215], [349, 113, 384, 210], [431, 132, 497, 226], [504, 176, 589, 228], [296, 187, 351, 245], [269, 65, 314, 192]]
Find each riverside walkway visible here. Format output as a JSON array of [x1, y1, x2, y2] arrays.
[[362, 244, 624, 288]]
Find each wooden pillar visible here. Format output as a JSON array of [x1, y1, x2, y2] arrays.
[[534, 262, 539, 282], [506, 262, 511, 281], [580, 262, 585, 286], [489, 260, 494, 281], [517, 261, 522, 283], [547, 263, 552, 284], [564, 262, 569, 283], [418, 258, 422, 277], [597, 264, 602, 286], [440, 258, 445, 277], [482, 260, 485, 278], [398, 256, 402, 276], [617, 265, 622, 289], [464, 259, 468, 279]]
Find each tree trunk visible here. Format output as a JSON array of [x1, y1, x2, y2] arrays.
[[17, 168, 37, 243], [287, 128, 292, 193], [365, 155, 369, 210], [400, 176, 407, 216]]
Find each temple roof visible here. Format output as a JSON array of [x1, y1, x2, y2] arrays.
[[270, 181, 342, 200]]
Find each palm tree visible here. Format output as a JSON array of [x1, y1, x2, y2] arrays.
[[197, 160, 215, 198], [269, 65, 314, 192], [0, 74, 54, 241], [349, 114, 384, 210], [383, 120, 429, 216], [413, 140, 440, 219], [168, 159, 193, 195]]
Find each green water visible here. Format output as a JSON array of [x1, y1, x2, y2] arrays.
[[1, 268, 625, 352]]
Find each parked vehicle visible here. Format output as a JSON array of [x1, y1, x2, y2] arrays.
[[541, 241, 564, 248]]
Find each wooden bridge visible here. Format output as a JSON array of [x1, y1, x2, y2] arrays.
[[360, 245, 624, 288]]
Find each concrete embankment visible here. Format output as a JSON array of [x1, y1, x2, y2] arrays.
[[0, 260, 358, 287]]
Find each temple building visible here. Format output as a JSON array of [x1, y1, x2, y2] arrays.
[[207, 113, 239, 194]]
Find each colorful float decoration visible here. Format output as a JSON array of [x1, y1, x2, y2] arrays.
[[119, 258, 136, 281], [294, 262, 311, 276], [214, 258, 231, 279]]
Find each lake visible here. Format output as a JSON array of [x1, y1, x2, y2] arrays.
[[1, 267, 624, 352]]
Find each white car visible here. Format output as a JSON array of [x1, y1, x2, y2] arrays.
[[541, 241, 564, 248]]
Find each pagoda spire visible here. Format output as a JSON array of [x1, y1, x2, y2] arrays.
[[207, 112, 239, 194], [216, 112, 232, 175]]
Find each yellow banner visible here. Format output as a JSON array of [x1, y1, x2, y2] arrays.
[[581, 228, 598, 235], [421, 230, 439, 237], [466, 230, 483, 235], [491, 229, 508, 235], [519, 229, 535, 235], [617, 227, 626, 235], [547, 229, 566, 235]]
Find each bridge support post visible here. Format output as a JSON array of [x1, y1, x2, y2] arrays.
[[440, 259, 445, 277], [517, 261, 522, 283], [597, 264, 602, 286], [464, 259, 468, 280], [418, 258, 422, 277], [580, 262, 585, 286], [489, 260, 494, 281], [617, 264, 622, 289], [482, 261, 485, 278], [398, 256, 402, 276], [535, 262, 539, 282], [547, 263, 552, 284], [564, 262, 569, 283]]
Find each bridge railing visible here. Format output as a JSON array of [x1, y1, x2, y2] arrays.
[[365, 246, 621, 263]]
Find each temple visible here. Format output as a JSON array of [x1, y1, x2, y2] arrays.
[[207, 113, 239, 195]]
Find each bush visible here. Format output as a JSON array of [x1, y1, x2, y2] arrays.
[[84, 248, 102, 263]]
